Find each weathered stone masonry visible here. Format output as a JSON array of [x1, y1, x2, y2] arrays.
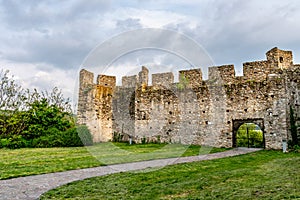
[[78, 47, 300, 149]]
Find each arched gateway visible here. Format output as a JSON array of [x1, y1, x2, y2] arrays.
[[232, 119, 265, 148]]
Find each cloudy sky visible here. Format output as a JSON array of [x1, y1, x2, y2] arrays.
[[1, 0, 300, 103]]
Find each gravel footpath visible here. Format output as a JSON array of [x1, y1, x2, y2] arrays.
[[0, 147, 260, 200]]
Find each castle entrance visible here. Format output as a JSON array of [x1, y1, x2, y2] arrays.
[[232, 119, 265, 148]]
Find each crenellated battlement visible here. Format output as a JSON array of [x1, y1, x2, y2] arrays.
[[152, 72, 174, 88], [122, 75, 138, 88], [266, 47, 293, 69], [208, 65, 235, 84], [97, 74, 116, 88], [179, 68, 203, 87], [78, 47, 300, 149], [80, 47, 296, 90]]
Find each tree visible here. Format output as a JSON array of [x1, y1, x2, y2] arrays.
[[0, 70, 74, 141], [0, 69, 92, 149], [0, 70, 28, 136], [27, 87, 72, 114], [0, 70, 25, 110], [22, 98, 74, 140], [237, 123, 264, 148]]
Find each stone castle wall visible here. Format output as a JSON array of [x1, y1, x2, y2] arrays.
[[77, 47, 300, 149]]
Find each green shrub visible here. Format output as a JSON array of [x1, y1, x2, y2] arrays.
[[31, 128, 63, 148], [0, 70, 78, 149], [292, 145, 300, 153], [112, 131, 123, 142], [31, 126, 93, 148], [60, 126, 90, 147], [0, 138, 10, 148], [0, 135, 27, 149], [76, 125, 93, 146], [0, 123, 93, 149], [23, 99, 73, 140], [141, 137, 146, 144]]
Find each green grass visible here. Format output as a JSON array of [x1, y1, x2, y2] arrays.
[[41, 150, 300, 200], [0, 142, 229, 180]]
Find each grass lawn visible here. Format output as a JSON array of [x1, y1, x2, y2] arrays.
[[0, 142, 229, 180], [40, 150, 300, 200]]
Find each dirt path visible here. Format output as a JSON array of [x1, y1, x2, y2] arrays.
[[0, 148, 260, 200]]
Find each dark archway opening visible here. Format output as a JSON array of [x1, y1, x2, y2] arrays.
[[232, 119, 265, 148]]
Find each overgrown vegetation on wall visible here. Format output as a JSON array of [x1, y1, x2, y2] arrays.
[[176, 74, 189, 90], [0, 70, 93, 149], [290, 106, 299, 148]]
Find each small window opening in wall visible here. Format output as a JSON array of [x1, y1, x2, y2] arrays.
[[205, 121, 208, 125], [203, 111, 205, 113], [280, 57, 284, 63], [105, 83, 107, 86], [244, 108, 248, 112], [169, 111, 172, 115], [227, 121, 231, 124]]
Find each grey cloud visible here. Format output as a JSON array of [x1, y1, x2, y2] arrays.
[[3, 31, 91, 69], [70, 0, 111, 15], [116, 18, 143, 30], [0, 0, 112, 29], [83, 28, 213, 67], [0, 0, 113, 70], [164, 0, 300, 71], [83, 28, 214, 82]]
